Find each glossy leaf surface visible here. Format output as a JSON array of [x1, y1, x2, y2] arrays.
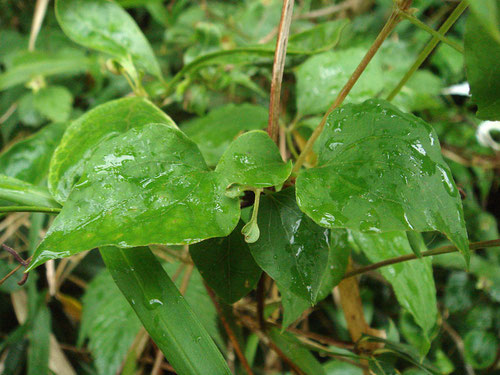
[[79, 270, 142, 375], [182, 103, 268, 166], [48, 97, 175, 203], [29, 124, 240, 270], [249, 188, 330, 303], [190, 221, 262, 304], [296, 99, 469, 262], [0, 122, 67, 185], [100, 246, 232, 375], [465, 9, 500, 120], [350, 231, 437, 339], [216, 131, 292, 189], [55, 0, 162, 79]]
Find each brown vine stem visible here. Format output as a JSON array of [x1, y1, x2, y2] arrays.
[[268, 0, 295, 144], [343, 239, 500, 280], [205, 284, 255, 375], [292, 0, 413, 174]]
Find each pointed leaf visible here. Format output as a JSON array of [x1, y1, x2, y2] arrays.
[[29, 123, 240, 270], [55, 0, 162, 79], [100, 246, 232, 375], [48, 97, 175, 203], [296, 99, 469, 263], [249, 188, 330, 303], [189, 221, 262, 304]]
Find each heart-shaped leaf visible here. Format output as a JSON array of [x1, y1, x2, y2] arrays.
[[55, 0, 162, 79], [49, 97, 175, 203], [29, 123, 240, 270], [296, 99, 469, 263], [29, 119, 290, 270]]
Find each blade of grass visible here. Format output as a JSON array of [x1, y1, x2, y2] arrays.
[[100, 246, 232, 375]]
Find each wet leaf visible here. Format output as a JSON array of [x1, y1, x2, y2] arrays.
[[49, 97, 175, 203], [100, 246, 232, 375], [29, 123, 240, 270], [190, 221, 262, 304], [295, 99, 469, 263], [249, 188, 331, 303], [351, 231, 437, 340], [55, 0, 162, 79]]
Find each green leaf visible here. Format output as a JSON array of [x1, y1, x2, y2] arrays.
[[249, 188, 331, 303], [465, 9, 500, 120], [0, 175, 60, 208], [268, 328, 326, 375], [464, 330, 498, 369], [281, 228, 350, 327], [323, 360, 363, 375], [350, 231, 437, 339], [360, 336, 440, 374], [100, 246, 232, 375], [0, 122, 67, 185], [164, 20, 349, 97], [280, 287, 311, 329], [189, 221, 262, 304], [295, 99, 469, 263], [468, 0, 500, 43], [49, 97, 175, 203], [29, 123, 240, 270], [34, 86, 73, 123], [0, 50, 89, 91], [181, 103, 268, 167], [18, 93, 44, 127], [55, 0, 162, 79], [163, 262, 225, 349], [295, 48, 384, 116], [79, 270, 141, 375], [287, 20, 349, 53], [216, 130, 292, 189], [27, 305, 51, 375]]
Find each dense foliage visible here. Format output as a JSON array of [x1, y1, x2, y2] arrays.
[[0, 0, 499, 374]]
